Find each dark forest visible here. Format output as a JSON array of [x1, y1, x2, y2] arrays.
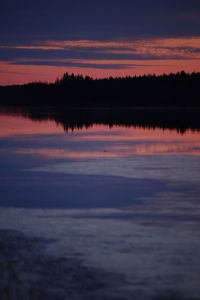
[[0, 71, 200, 107]]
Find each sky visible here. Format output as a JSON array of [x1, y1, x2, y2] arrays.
[[0, 0, 200, 85]]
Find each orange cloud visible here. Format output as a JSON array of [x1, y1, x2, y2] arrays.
[[2, 37, 200, 59]]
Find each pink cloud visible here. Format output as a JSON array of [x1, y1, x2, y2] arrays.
[[1, 36, 200, 84], [2, 37, 200, 59]]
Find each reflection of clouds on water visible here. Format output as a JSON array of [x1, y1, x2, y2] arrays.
[[2, 115, 200, 157], [31, 156, 200, 183], [15, 141, 200, 158], [1, 114, 200, 299]]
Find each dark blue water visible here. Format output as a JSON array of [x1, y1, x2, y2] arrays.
[[0, 112, 200, 299]]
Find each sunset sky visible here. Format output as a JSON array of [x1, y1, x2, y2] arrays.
[[0, 0, 200, 85]]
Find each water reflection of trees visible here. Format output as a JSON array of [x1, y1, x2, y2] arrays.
[[0, 106, 200, 134]]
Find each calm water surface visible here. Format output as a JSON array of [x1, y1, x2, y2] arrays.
[[0, 111, 200, 299]]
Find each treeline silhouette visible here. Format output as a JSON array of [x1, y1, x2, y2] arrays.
[[1, 106, 200, 133], [0, 71, 200, 107]]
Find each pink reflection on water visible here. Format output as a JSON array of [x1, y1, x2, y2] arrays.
[[16, 148, 119, 158], [16, 142, 200, 158], [0, 115, 63, 137], [1, 115, 200, 157]]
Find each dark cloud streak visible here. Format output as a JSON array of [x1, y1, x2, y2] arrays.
[[10, 61, 156, 70]]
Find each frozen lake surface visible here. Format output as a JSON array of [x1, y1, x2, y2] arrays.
[[0, 109, 200, 299]]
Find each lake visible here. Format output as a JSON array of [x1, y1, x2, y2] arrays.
[[0, 107, 200, 300]]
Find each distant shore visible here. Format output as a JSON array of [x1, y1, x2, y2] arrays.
[[0, 71, 200, 107]]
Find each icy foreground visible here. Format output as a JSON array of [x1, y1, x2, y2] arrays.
[[0, 229, 128, 300], [1, 228, 200, 300]]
